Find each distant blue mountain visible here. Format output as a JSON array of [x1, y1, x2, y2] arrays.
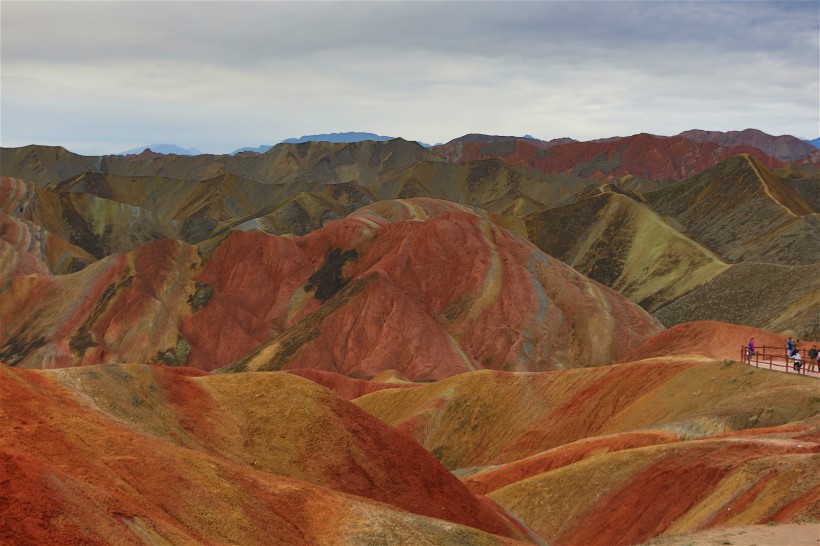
[[231, 145, 273, 154], [117, 144, 203, 155], [281, 132, 396, 145], [806, 138, 820, 148]]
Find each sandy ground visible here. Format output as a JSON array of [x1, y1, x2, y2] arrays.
[[640, 523, 820, 546]]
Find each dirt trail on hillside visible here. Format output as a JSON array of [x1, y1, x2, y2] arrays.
[[641, 522, 820, 546], [745, 155, 798, 217]]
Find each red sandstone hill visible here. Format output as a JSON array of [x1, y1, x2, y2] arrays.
[[354, 357, 819, 470], [221, 202, 662, 377], [0, 364, 537, 544], [431, 133, 783, 180], [679, 128, 817, 162], [621, 321, 819, 363], [0, 198, 662, 375]]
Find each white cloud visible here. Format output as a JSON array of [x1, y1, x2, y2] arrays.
[[1, 1, 817, 154]]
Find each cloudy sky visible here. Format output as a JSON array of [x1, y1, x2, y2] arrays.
[[1, 1, 818, 155]]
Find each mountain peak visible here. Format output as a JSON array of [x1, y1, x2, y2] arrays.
[[117, 144, 203, 156], [280, 132, 396, 144], [231, 132, 411, 155]]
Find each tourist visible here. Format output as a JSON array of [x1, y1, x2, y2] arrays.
[[793, 351, 802, 373], [808, 345, 819, 373], [747, 338, 755, 362]]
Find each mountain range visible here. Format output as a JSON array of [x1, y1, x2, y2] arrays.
[[118, 128, 819, 160], [1, 128, 818, 545], [231, 132, 406, 155]]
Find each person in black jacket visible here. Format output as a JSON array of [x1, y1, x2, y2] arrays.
[[808, 345, 819, 373]]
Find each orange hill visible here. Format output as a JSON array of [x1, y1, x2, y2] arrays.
[[354, 356, 819, 545], [0, 364, 537, 544], [621, 321, 805, 362], [285, 368, 419, 400]]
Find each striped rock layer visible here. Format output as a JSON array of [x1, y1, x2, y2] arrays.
[[0, 364, 537, 545], [353, 357, 820, 546], [0, 198, 662, 377]]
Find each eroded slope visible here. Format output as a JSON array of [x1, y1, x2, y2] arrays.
[[353, 355, 819, 545], [0, 364, 536, 544]]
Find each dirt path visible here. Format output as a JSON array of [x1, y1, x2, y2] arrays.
[[744, 155, 798, 217], [640, 523, 820, 546]]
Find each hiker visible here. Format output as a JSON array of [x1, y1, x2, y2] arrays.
[[793, 351, 802, 372], [747, 338, 755, 362], [787, 337, 794, 357], [808, 345, 819, 373]]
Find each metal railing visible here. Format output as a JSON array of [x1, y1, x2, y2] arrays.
[[740, 345, 820, 376]]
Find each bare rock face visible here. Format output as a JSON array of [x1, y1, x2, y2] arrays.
[[0, 198, 661, 376], [1, 177, 97, 274]]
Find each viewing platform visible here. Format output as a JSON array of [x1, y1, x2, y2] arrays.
[[741, 345, 820, 377]]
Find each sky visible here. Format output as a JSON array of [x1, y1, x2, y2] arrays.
[[1, 1, 818, 155]]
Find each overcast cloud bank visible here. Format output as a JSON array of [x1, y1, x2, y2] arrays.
[[1, 1, 817, 155]]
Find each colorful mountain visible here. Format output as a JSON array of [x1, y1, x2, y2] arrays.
[[525, 184, 729, 312], [678, 129, 816, 162], [431, 133, 784, 180], [0, 198, 661, 373], [2, 130, 818, 545], [646, 154, 819, 265], [1, 176, 179, 259], [354, 354, 820, 545]]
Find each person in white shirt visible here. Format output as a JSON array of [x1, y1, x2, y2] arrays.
[[793, 351, 803, 372]]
